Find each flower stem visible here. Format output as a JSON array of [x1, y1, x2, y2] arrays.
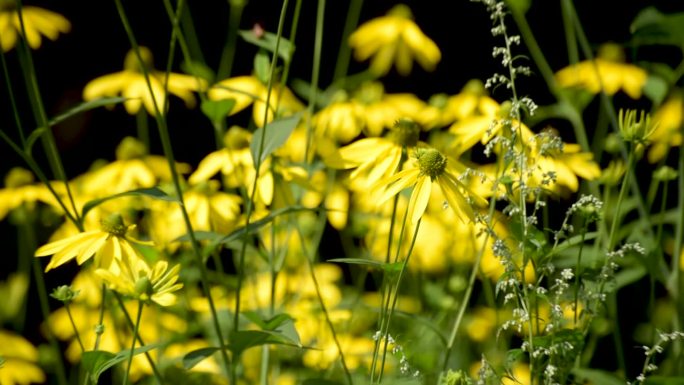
[[122, 301, 144, 385], [333, 0, 364, 82], [113, 0, 232, 377], [217, 0, 246, 81]]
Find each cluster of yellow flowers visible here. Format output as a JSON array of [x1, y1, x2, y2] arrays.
[[2, 1, 684, 385]]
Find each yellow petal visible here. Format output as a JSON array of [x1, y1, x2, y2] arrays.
[[407, 176, 431, 224]]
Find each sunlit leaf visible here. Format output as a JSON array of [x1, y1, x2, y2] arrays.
[[201, 99, 236, 123], [250, 112, 302, 167], [239, 29, 294, 62], [81, 187, 178, 219], [82, 344, 159, 383]]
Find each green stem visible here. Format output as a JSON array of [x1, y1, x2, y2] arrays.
[[113, 293, 164, 384], [304, 0, 325, 166], [122, 301, 144, 385], [217, 0, 246, 81], [0, 44, 26, 145], [671, 136, 684, 368], [333, 0, 363, 82], [136, 109, 150, 150], [234, 0, 290, 334], [113, 0, 232, 377], [560, 0, 579, 65], [66, 303, 86, 352], [15, 0, 82, 230], [93, 284, 107, 351], [573, 219, 588, 325]]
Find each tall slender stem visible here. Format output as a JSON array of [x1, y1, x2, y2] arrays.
[[122, 301, 144, 385]]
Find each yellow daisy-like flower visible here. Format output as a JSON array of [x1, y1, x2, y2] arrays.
[[83, 46, 205, 115], [208, 75, 304, 127], [648, 92, 683, 163], [419, 79, 495, 129], [0, 0, 70, 52], [349, 4, 441, 76], [34, 213, 146, 272], [0, 330, 45, 385], [326, 118, 422, 191], [96, 255, 183, 306], [555, 43, 647, 99], [375, 147, 486, 224]]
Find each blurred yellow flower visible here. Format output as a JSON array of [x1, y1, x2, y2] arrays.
[[555, 43, 647, 99], [349, 4, 440, 76], [0, 330, 45, 385], [97, 256, 183, 306], [208, 75, 303, 127], [35, 213, 146, 272], [83, 46, 205, 115], [648, 92, 683, 163], [0, 167, 62, 220], [0, 1, 70, 52], [419, 80, 495, 129]]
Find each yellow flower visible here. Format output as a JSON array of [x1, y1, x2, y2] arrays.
[[83, 46, 205, 115], [0, 1, 70, 52], [208, 75, 304, 127], [419, 79, 496, 129], [648, 92, 684, 163], [35, 213, 146, 272], [375, 148, 486, 224], [326, 118, 422, 191], [0, 167, 63, 220], [0, 330, 45, 385], [349, 4, 440, 76], [555, 43, 647, 99], [97, 256, 183, 306], [80, 137, 190, 196]]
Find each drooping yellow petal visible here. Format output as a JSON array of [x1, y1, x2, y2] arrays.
[[407, 176, 431, 224]]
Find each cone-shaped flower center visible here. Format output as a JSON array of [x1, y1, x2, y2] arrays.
[[5, 167, 34, 188], [390, 118, 420, 147], [597, 43, 625, 63], [428, 93, 448, 109], [388, 3, 413, 19], [101, 213, 127, 237], [135, 276, 153, 299], [416, 148, 446, 179], [223, 126, 252, 150], [462, 79, 486, 96], [116, 137, 147, 160], [124, 47, 154, 73], [0, 0, 17, 11]]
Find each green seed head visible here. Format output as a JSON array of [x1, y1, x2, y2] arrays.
[[461, 79, 486, 96], [0, 0, 16, 11], [390, 118, 421, 147], [101, 213, 127, 236], [135, 276, 153, 299], [354, 81, 384, 105], [415, 148, 447, 179], [388, 4, 413, 19], [223, 126, 251, 150], [50, 285, 80, 304], [597, 42, 625, 63]]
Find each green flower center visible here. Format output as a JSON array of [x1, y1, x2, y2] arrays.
[[135, 276, 153, 299], [597, 43, 625, 63], [389, 118, 420, 147], [101, 213, 127, 237], [354, 81, 384, 105], [428, 93, 448, 109], [416, 148, 447, 179], [388, 3, 413, 19], [5, 167, 34, 188], [619, 109, 654, 144], [115, 137, 147, 160], [124, 47, 154, 73], [461, 79, 486, 96]]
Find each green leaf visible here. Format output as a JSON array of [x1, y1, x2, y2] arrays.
[[328, 258, 403, 273], [49, 97, 128, 127], [182, 347, 220, 370], [82, 344, 159, 383], [302, 380, 344, 385], [572, 368, 624, 385], [181, 60, 215, 83], [643, 75, 669, 104], [250, 112, 302, 167], [254, 50, 271, 84], [228, 330, 302, 357], [238, 29, 294, 62], [81, 187, 178, 219], [631, 7, 684, 47], [201, 99, 236, 123], [645, 376, 684, 385], [243, 312, 295, 331]]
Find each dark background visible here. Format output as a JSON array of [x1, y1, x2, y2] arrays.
[[1, 0, 683, 379]]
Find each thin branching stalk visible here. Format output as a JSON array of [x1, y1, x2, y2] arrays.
[[112, 0, 232, 377], [122, 301, 144, 385]]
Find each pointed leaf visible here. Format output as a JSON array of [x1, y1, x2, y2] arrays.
[[250, 112, 302, 167], [81, 187, 178, 219], [572, 368, 624, 385], [227, 329, 301, 357], [328, 258, 403, 273], [82, 343, 159, 383], [238, 29, 294, 62], [181, 60, 215, 83], [182, 347, 220, 370], [201, 99, 236, 123], [243, 311, 295, 331], [49, 97, 128, 126]]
